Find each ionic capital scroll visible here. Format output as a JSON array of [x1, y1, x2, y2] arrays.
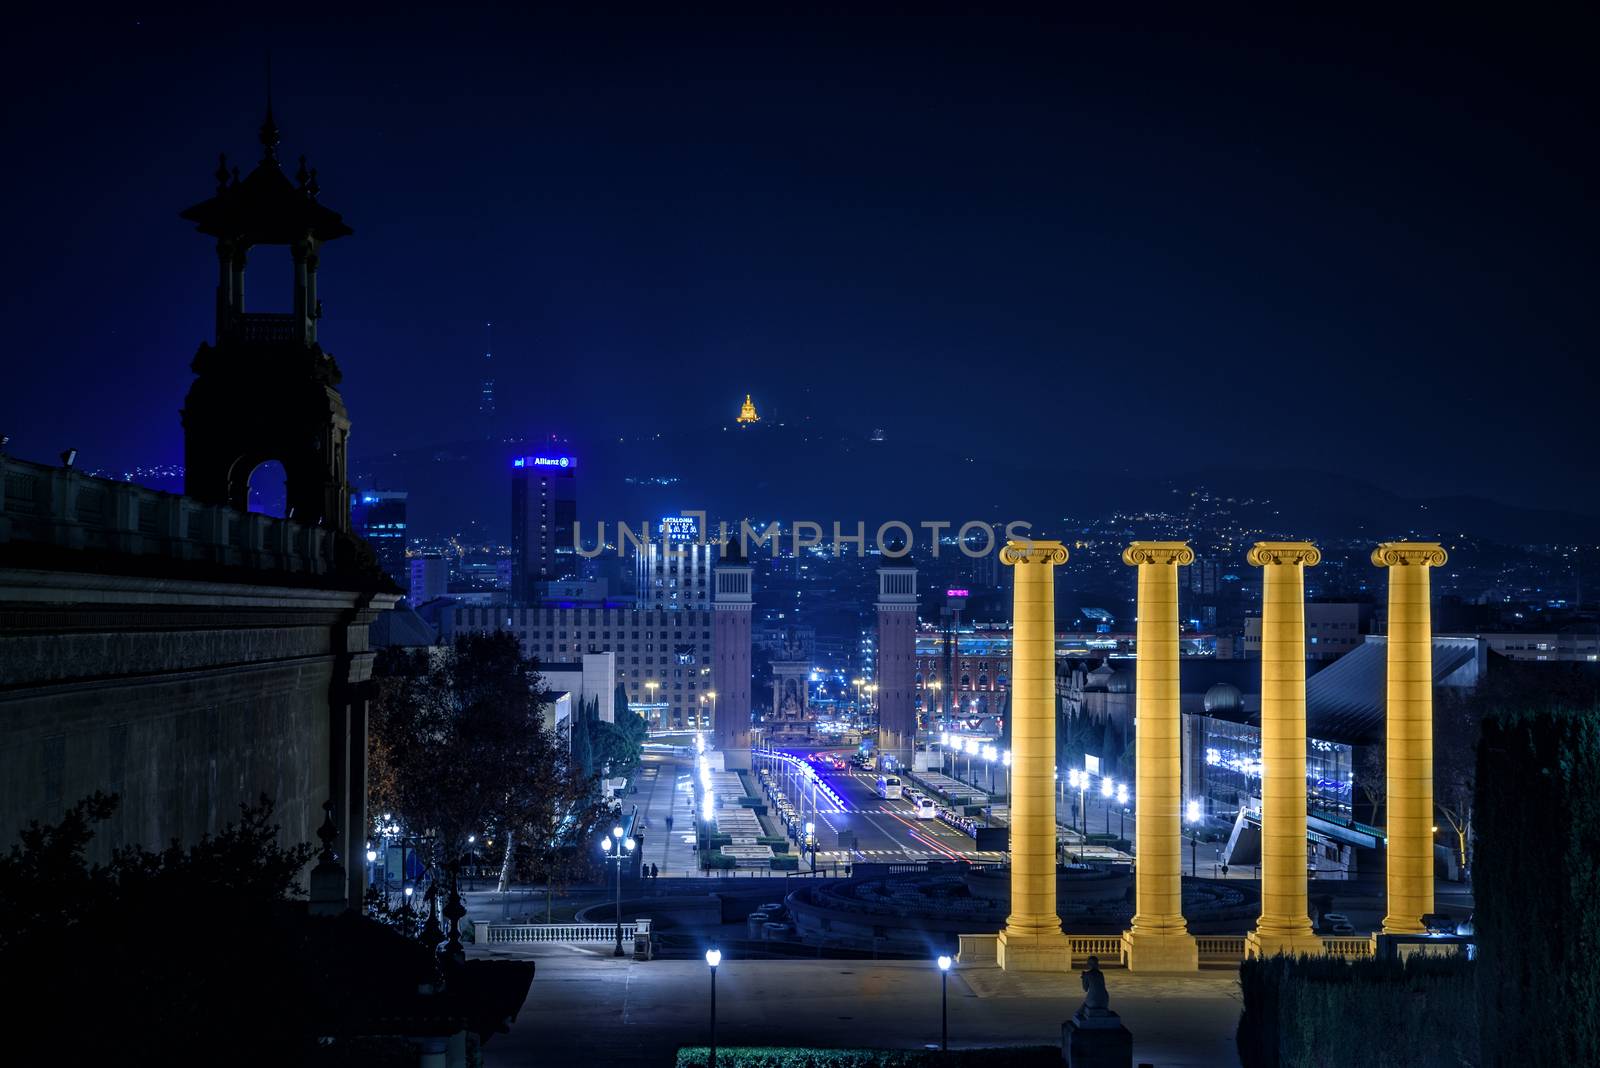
[[1121, 541, 1194, 567], [1000, 539, 1069, 567], [1246, 540, 1321, 568], [1371, 542, 1448, 568]]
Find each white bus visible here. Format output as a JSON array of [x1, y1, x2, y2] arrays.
[[876, 775, 903, 800], [913, 796, 938, 819]]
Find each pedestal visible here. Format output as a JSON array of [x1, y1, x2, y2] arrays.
[[996, 928, 1074, 972], [1119, 928, 1198, 973], [1063, 1009, 1133, 1068]]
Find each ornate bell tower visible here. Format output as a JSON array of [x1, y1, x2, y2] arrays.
[[179, 106, 355, 531]]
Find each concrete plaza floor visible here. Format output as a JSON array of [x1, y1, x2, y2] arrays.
[[476, 943, 1243, 1067]]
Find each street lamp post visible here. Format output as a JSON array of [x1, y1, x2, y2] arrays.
[[600, 825, 636, 957], [706, 948, 722, 1068], [1101, 776, 1114, 834], [937, 954, 952, 1051], [805, 821, 816, 870], [1116, 783, 1129, 839]]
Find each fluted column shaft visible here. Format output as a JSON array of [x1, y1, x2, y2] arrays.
[[1002, 540, 1065, 934], [1246, 542, 1323, 957], [1121, 542, 1197, 972], [994, 540, 1073, 972], [1375, 542, 1447, 935]]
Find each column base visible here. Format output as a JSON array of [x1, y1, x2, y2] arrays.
[[1120, 927, 1197, 972], [996, 928, 1074, 972], [1244, 928, 1325, 959]]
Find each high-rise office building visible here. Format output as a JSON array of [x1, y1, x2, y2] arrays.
[[511, 453, 578, 601], [409, 554, 449, 603], [635, 515, 717, 610], [351, 490, 409, 587]]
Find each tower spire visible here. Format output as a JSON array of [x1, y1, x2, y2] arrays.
[[258, 52, 280, 164]]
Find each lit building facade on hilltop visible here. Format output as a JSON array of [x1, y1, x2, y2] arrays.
[[736, 393, 760, 424]]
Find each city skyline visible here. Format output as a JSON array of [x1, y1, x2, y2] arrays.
[[3, 11, 1596, 520]]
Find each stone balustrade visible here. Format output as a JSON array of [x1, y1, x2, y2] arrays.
[[0, 454, 335, 576]]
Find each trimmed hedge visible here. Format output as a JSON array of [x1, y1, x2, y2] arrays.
[[675, 1046, 1063, 1067], [1475, 702, 1600, 1067], [1237, 955, 1476, 1068], [702, 853, 737, 870], [769, 854, 799, 871]]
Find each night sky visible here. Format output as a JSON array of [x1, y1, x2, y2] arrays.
[[3, 11, 1595, 517]]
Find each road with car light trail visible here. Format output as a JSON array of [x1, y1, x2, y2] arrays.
[[760, 749, 1007, 864]]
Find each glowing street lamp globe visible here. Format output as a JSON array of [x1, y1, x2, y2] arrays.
[[705, 948, 722, 968], [1101, 777, 1114, 799], [937, 954, 952, 971]]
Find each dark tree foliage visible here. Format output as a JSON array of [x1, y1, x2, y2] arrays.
[[1236, 954, 1476, 1068], [591, 704, 649, 782], [0, 794, 323, 1063], [370, 631, 603, 889], [1474, 697, 1600, 1067]]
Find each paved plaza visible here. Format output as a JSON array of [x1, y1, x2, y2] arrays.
[[476, 943, 1243, 1067]]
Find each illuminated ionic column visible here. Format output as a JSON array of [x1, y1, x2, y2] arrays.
[[996, 539, 1073, 972], [1374, 542, 1448, 935], [1120, 541, 1198, 972], [1244, 542, 1325, 958]]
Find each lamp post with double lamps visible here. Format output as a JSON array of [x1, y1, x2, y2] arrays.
[[1100, 775, 1114, 834], [805, 821, 817, 870], [600, 825, 635, 957], [1116, 782, 1129, 839]]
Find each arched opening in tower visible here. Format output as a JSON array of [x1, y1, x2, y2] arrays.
[[246, 460, 289, 518]]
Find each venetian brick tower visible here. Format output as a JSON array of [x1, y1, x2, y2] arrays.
[[712, 545, 754, 769], [875, 564, 918, 769]]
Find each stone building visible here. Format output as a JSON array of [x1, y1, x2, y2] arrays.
[[0, 111, 394, 908]]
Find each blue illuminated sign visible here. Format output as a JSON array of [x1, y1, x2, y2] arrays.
[[512, 455, 576, 470]]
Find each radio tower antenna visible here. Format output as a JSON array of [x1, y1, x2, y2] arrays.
[[479, 321, 496, 435]]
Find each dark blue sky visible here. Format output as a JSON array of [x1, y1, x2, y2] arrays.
[[3, 11, 1595, 514]]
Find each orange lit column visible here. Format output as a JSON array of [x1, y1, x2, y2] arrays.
[[1120, 541, 1198, 972], [1374, 542, 1448, 935], [995, 539, 1073, 972], [1244, 541, 1325, 958]]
